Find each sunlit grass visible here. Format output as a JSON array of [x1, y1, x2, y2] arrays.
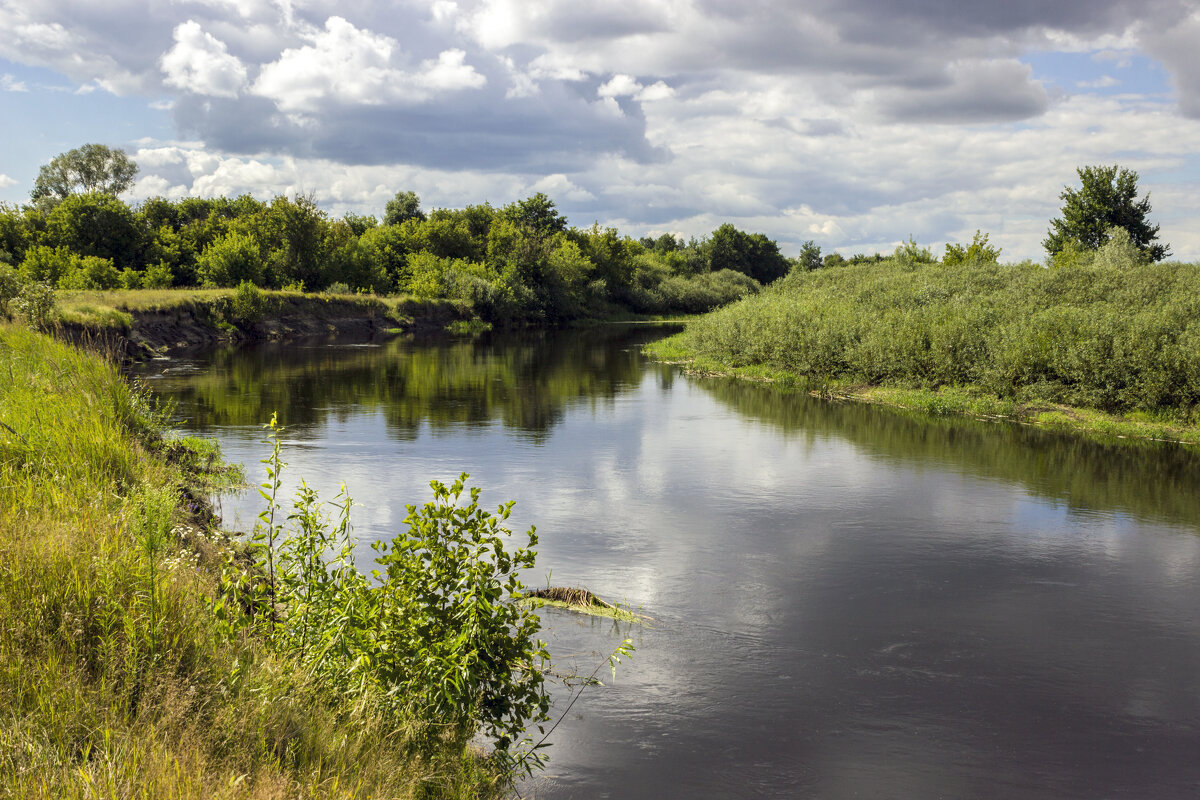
[[647, 257, 1200, 445], [0, 322, 504, 799]]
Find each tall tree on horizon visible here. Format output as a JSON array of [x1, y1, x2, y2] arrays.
[[1043, 165, 1169, 262]]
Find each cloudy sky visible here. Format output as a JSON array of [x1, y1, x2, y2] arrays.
[[2, 0, 1200, 261]]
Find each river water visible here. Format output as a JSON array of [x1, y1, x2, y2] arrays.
[[133, 325, 1200, 799]]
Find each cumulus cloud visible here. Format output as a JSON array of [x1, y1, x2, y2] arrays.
[[5, 0, 1200, 259], [1140, 9, 1200, 117], [161, 21, 248, 98], [0, 174, 17, 189], [251, 16, 484, 112]]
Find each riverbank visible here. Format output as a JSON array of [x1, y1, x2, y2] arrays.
[[53, 287, 467, 357], [0, 323, 502, 798], [646, 257, 1200, 447]]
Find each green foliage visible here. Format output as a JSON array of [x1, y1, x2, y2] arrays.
[[942, 231, 1001, 266], [196, 231, 263, 287], [0, 329, 508, 798], [31, 143, 138, 201], [218, 420, 554, 765], [57, 254, 120, 290], [500, 193, 567, 237], [677, 255, 1200, 415], [1044, 165, 1169, 262], [0, 185, 772, 321], [708, 223, 790, 283], [12, 281, 58, 332], [44, 193, 141, 268], [384, 190, 426, 226], [372, 475, 550, 754], [893, 236, 936, 265], [0, 262, 20, 315], [142, 260, 174, 289], [230, 280, 269, 324], [19, 244, 78, 285], [796, 240, 822, 271], [1091, 226, 1147, 270]]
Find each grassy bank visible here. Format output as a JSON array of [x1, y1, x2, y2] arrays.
[[0, 324, 502, 798], [647, 257, 1200, 445]]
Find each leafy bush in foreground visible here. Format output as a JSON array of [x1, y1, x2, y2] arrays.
[[218, 419, 551, 771]]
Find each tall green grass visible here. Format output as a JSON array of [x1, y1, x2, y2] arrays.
[[669, 258, 1200, 419], [0, 323, 503, 799]]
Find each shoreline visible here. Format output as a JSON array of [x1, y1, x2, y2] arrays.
[[646, 337, 1200, 448], [53, 288, 469, 358]]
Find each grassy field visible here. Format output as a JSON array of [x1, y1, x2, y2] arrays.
[[0, 323, 502, 799], [647, 257, 1200, 446]]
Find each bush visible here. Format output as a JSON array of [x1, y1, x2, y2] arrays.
[[119, 266, 144, 289], [222, 424, 552, 764], [230, 280, 268, 324], [197, 232, 263, 287], [57, 255, 120, 290], [18, 245, 76, 286], [0, 262, 20, 316], [677, 256, 1200, 415], [142, 260, 174, 289], [12, 281, 57, 331]]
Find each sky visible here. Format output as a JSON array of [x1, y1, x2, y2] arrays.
[[2, 0, 1200, 262]]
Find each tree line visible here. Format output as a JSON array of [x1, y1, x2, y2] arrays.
[[0, 146, 800, 324]]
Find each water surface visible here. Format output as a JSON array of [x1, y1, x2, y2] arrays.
[[135, 326, 1200, 799]]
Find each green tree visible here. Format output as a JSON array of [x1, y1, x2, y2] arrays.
[[1043, 165, 1169, 262], [31, 144, 138, 202], [708, 224, 790, 284], [43, 193, 141, 269], [796, 240, 822, 271], [499, 193, 567, 237], [196, 231, 264, 287], [384, 191, 426, 226], [943, 231, 1001, 266]]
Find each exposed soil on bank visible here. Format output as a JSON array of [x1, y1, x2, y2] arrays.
[[55, 291, 466, 359]]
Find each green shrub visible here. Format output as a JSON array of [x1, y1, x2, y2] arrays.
[[197, 232, 263, 287], [229, 280, 268, 324], [12, 281, 57, 331], [0, 262, 20, 316], [142, 260, 174, 289], [217, 424, 552, 764], [57, 255, 120, 290], [677, 256, 1200, 415]]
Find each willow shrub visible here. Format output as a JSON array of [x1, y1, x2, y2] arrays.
[[219, 422, 551, 773], [679, 257, 1200, 415]]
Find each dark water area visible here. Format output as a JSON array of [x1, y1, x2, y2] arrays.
[[133, 326, 1200, 799]]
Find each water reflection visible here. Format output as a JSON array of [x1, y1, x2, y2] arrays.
[[136, 327, 1200, 799], [146, 325, 671, 440]]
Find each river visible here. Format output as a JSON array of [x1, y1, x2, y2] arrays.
[[133, 324, 1200, 799]]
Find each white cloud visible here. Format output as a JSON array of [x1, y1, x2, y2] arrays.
[[1, 73, 28, 92], [0, 174, 17, 189], [417, 48, 486, 92], [598, 73, 642, 98], [161, 20, 248, 98], [531, 173, 595, 202], [636, 80, 674, 101], [252, 16, 484, 112]]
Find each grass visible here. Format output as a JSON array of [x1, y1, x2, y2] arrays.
[[646, 256, 1200, 447], [0, 322, 505, 799]]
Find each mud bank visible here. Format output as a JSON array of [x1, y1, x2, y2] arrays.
[[56, 291, 466, 358]]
